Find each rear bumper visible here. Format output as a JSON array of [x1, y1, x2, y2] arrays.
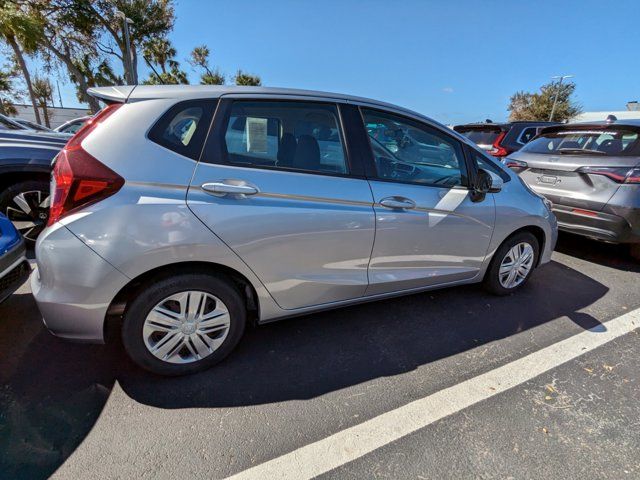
[[31, 224, 130, 343], [552, 204, 640, 243]]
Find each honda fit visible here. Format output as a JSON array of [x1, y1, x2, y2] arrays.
[[32, 86, 557, 375]]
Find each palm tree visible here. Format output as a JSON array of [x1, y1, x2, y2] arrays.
[[32, 76, 53, 128], [0, 3, 43, 123], [143, 37, 176, 74]]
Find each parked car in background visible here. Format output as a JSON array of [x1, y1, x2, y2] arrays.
[[0, 213, 29, 303], [507, 119, 640, 259], [13, 118, 54, 132], [0, 129, 67, 245], [32, 85, 557, 376], [54, 115, 91, 135], [0, 114, 30, 131], [454, 121, 558, 161]]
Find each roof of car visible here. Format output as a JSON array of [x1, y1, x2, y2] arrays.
[[88, 85, 438, 125], [454, 121, 557, 129], [565, 118, 640, 128]]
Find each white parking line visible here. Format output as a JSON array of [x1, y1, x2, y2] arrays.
[[227, 308, 640, 480]]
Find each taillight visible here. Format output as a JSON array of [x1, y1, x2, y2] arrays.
[[489, 131, 510, 157], [577, 166, 640, 184], [504, 158, 528, 170], [48, 104, 124, 226]]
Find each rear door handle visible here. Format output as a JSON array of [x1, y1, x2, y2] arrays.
[[201, 181, 259, 196], [379, 196, 416, 210]]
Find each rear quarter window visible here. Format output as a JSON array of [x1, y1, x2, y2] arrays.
[[148, 99, 218, 160]]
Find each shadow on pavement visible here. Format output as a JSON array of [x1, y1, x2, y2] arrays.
[[0, 259, 609, 479], [555, 232, 640, 273]]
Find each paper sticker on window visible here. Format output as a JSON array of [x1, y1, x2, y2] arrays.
[[246, 117, 268, 153]]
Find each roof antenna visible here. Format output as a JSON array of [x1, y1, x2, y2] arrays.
[[606, 114, 617, 123]]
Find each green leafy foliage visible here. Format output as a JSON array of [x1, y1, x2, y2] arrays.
[[234, 69, 261, 86], [508, 81, 582, 122]]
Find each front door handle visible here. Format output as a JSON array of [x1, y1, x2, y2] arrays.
[[201, 181, 259, 196], [379, 196, 416, 210]]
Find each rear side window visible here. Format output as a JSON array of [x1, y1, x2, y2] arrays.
[[517, 127, 538, 145], [148, 99, 217, 160], [521, 127, 640, 156], [222, 100, 348, 175]]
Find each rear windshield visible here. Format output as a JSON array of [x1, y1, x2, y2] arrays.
[[455, 128, 501, 146], [521, 128, 640, 156]]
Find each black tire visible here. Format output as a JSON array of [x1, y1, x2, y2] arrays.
[[483, 231, 539, 296], [630, 244, 640, 262], [121, 273, 246, 376], [0, 179, 50, 246]]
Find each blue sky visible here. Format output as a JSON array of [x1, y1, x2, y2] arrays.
[[8, 0, 640, 124]]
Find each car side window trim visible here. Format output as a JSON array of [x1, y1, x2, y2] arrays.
[[356, 106, 472, 189], [200, 97, 367, 179]]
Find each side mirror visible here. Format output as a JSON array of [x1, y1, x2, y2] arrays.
[[487, 170, 503, 193], [471, 168, 501, 202]]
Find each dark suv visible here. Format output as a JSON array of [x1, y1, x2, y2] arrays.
[[0, 128, 67, 245], [454, 121, 558, 160]]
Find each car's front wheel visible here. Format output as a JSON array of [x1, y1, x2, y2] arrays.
[[483, 231, 539, 295], [122, 273, 246, 376]]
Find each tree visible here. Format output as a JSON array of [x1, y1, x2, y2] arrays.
[[189, 45, 224, 85], [32, 75, 53, 127], [87, 0, 175, 84], [142, 37, 187, 84], [234, 69, 261, 86], [0, 66, 17, 115], [508, 80, 582, 122], [28, 0, 103, 112], [0, 1, 43, 123]]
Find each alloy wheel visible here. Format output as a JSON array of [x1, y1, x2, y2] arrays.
[[5, 190, 50, 243], [498, 242, 535, 289], [142, 291, 231, 364]]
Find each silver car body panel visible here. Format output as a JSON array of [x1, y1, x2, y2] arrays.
[[365, 182, 495, 295], [188, 164, 376, 310], [31, 223, 129, 341], [32, 87, 558, 343]]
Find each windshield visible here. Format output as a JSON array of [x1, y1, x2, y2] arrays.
[[521, 128, 640, 156], [454, 127, 501, 147]]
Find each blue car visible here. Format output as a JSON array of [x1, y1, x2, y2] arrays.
[[0, 213, 29, 303]]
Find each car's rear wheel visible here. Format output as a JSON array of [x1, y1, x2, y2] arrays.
[[483, 232, 539, 295], [0, 180, 50, 246], [630, 243, 640, 261], [121, 273, 246, 376]]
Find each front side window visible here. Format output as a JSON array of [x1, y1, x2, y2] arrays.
[[521, 127, 640, 156], [362, 108, 466, 187], [223, 101, 348, 175]]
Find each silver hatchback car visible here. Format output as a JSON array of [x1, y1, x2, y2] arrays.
[[32, 86, 557, 375]]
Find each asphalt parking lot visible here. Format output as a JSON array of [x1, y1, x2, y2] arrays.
[[1, 232, 639, 480]]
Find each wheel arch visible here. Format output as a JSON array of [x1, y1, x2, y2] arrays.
[[104, 261, 260, 342], [0, 168, 51, 193]]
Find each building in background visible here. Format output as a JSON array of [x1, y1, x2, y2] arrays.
[[12, 104, 90, 129], [572, 101, 640, 122]]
